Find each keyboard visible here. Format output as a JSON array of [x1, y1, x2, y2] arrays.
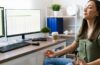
[[0, 42, 30, 53], [32, 37, 47, 41]]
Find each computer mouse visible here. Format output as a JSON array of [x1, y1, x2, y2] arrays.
[[31, 42, 40, 46]]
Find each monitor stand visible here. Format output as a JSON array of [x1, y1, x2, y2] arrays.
[[21, 34, 29, 42], [22, 34, 25, 41], [21, 34, 32, 41], [21, 34, 31, 43]]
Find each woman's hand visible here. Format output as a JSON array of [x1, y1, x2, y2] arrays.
[[74, 58, 88, 65], [44, 50, 55, 58], [78, 58, 87, 65]]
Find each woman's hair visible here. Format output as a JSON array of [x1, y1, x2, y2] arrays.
[[78, 0, 100, 41]]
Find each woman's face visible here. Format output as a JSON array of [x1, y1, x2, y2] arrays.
[[84, 1, 98, 19]]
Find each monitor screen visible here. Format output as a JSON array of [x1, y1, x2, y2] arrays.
[[0, 7, 5, 37], [6, 9, 41, 36]]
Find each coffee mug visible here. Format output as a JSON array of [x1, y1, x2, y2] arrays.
[[51, 32, 59, 40]]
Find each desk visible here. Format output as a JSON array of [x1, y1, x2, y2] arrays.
[[0, 38, 69, 65]]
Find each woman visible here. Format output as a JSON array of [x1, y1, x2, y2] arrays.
[[43, 0, 100, 65]]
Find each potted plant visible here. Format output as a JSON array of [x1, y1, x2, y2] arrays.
[[51, 4, 61, 11], [51, 4, 61, 16], [41, 27, 50, 38]]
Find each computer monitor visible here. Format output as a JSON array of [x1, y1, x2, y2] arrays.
[[0, 7, 5, 37], [6, 9, 41, 39]]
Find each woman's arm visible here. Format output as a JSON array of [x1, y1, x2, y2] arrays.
[[54, 40, 78, 56], [87, 58, 100, 65], [77, 58, 100, 65]]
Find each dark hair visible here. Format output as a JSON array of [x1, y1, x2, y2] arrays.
[[90, 0, 100, 16], [78, 0, 100, 41]]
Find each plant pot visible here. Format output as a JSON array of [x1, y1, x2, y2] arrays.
[[54, 11, 59, 16], [44, 33, 49, 38]]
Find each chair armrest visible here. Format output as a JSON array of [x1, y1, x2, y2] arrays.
[[66, 54, 75, 59]]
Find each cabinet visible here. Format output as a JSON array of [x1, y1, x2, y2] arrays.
[[1, 53, 37, 65], [47, 17, 64, 34], [66, 37, 75, 46]]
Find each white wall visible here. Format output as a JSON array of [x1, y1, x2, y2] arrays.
[[51, 0, 88, 7], [0, 0, 33, 9], [32, 0, 52, 27]]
